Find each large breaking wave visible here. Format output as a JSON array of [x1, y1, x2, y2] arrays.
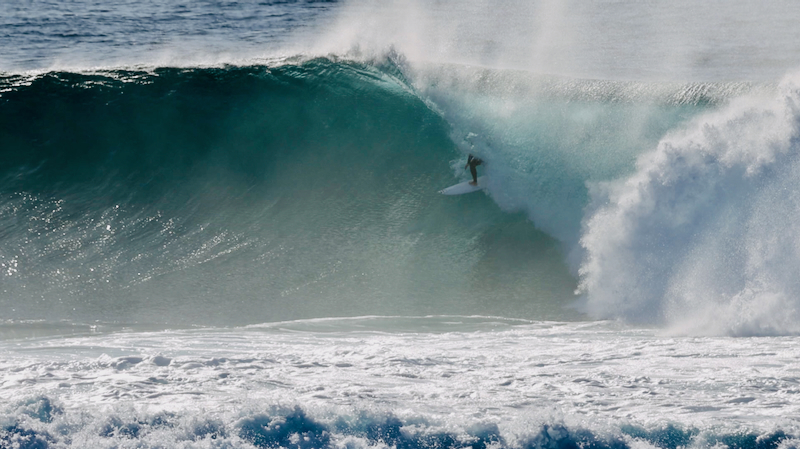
[[2, 55, 799, 335]]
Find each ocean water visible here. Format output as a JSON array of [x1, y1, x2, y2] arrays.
[[3, 1, 800, 448]]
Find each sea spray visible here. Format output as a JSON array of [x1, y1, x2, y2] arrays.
[[578, 72, 800, 335]]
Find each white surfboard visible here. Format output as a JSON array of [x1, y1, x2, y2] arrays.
[[439, 176, 486, 195]]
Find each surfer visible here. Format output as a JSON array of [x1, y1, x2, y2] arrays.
[[465, 154, 483, 185]]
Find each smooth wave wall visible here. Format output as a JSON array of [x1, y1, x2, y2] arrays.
[[0, 58, 576, 326]]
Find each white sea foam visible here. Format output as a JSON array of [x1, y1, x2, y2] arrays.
[[579, 72, 800, 335], [1, 318, 799, 448]]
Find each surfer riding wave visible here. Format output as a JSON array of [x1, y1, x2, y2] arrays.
[[465, 154, 483, 185]]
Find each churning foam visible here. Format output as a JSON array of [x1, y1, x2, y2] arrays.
[[579, 71, 800, 336]]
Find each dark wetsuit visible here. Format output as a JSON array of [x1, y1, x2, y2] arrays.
[[465, 154, 483, 184]]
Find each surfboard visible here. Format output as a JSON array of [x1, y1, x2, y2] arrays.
[[438, 176, 486, 195]]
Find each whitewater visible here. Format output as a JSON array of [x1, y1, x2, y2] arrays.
[[3, 0, 800, 448]]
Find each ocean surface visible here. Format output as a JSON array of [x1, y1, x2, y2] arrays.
[[3, 1, 800, 448]]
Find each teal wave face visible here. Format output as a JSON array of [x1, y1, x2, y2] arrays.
[[0, 60, 444, 195], [0, 58, 578, 326]]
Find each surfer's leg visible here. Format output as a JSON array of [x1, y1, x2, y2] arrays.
[[469, 165, 478, 184]]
